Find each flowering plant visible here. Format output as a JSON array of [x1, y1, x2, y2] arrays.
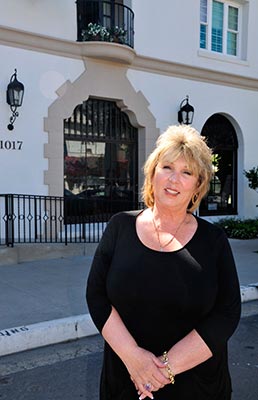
[[81, 23, 127, 44], [81, 23, 110, 41], [109, 26, 127, 44]]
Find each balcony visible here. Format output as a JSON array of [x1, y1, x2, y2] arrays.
[[76, 0, 134, 48]]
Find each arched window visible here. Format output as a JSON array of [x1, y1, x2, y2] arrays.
[[64, 98, 138, 217], [199, 114, 238, 216]]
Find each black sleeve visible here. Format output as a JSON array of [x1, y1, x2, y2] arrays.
[[86, 214, 118, 333], [195, 231, 241, 355]]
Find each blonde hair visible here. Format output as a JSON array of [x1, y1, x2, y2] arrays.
[[142, 125, 213, 212]]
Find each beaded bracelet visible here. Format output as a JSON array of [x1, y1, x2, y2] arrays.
[[162, 351, 175, 384]]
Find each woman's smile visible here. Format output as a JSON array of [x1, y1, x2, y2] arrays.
[[165, 188, 180, 195]]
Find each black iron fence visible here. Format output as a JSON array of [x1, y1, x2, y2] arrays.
[[0, 194, 143, 246]]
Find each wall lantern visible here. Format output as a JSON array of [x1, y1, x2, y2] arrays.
[[6, 69, 24, 131], [178, 95, 194, 125]]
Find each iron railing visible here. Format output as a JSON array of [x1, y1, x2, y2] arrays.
[[0, 194, 143, 246], [76, 0, 134, 48]]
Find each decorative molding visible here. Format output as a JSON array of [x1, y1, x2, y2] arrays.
[[1, 25, 258, 90], [0, 25, 136, 64], [44, 60, 159, 196], [132, 55, 258, 91], [80, 41, 136, 64], [0, 25, 82, 59]]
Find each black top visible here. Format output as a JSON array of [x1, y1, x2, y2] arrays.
[[86, 211, 241, 400]]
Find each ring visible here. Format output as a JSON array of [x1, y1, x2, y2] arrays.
[[144, 383, 152, 391]]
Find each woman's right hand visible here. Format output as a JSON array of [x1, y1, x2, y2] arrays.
[[122, 346, 170, 399]]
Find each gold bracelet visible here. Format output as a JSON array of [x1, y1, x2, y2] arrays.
[[162, 351, 175, 384]]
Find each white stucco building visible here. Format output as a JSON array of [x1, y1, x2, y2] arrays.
[[0, 0, 257, 244]]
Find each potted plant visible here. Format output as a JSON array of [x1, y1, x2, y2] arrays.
[[81, 23, 127, 44], [81, 23, 110, 42], [110, 26, 127, 44]]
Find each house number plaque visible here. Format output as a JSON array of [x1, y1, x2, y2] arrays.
[[0, 140, 23, 150]]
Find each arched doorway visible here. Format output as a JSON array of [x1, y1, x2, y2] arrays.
[[199, 114, 238, 216], [64, 97, 138, 219]]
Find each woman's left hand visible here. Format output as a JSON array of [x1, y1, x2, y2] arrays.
[[122, 346, 169, 399], [133, 354, 172, 399]]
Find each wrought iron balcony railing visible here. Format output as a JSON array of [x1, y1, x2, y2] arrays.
[[76, 0, 134, 48]]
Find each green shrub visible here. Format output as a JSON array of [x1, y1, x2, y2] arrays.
[[214, 218, 258, 239], [244, 167, 258, 192]]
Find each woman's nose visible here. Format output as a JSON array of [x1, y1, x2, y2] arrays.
[[168, 171, 179, 182]]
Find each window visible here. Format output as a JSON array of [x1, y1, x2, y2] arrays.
[[64, 98, 138, 218], [199, 114, 238, 216], [200, 0, 208, 49], [200, 0, 240, 56]]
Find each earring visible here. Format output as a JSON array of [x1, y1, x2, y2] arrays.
[[192, 193, 199, 205]]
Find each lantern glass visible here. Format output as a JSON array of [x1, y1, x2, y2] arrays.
[[178, 96, 194, 125], [7, 71, 24, 108], [181, 107, 194, 125]]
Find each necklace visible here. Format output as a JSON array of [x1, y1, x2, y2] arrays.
[[152, 213, 187, 252]]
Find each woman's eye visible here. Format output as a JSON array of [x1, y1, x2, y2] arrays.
[[183, 171, 192, 175], [163, 165, 171, 170]]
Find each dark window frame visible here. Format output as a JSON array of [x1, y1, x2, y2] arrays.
[[199, 114, 238, 216], [64, 98, 138, 217]]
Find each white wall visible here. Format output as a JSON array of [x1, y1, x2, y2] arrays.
[[132, 0, 258, 79], [0, 0, 76, 40], [0, 45, 84, 194], [1, 0, 258, 79]]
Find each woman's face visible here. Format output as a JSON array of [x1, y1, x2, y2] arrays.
[[152, 155, 199, 212]]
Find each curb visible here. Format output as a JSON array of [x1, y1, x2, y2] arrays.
[[0, 243, 98, 266], [0, 314, 98, 357], [1, 286, 258, 357], [241, 284, 258, 303]]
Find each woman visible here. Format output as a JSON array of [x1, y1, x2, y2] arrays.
[[86, 125, 241, 400]]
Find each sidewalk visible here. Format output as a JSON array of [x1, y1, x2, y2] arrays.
[[0, 239, 257, 357]]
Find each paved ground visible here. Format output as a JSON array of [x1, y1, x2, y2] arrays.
[[0, 300, 257, 400], [0, 255, 92, 330], [0, 238, 257, 356], [229, 238, 258, 285]]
